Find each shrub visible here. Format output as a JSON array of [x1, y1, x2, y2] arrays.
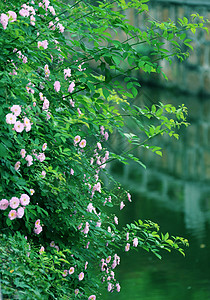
[[0, 0, 207, 299]]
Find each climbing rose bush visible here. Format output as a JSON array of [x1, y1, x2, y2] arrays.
[[0, 0, 207, 299]]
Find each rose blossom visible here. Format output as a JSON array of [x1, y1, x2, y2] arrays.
[[88, 296, 96, 300], [34, 225, 42, 234], [14, 121, 24, 133], [79, 139, 86, 148], [24, 117, 31, 132], [38, 40, 48, 49], [54, 81, 60, 92], [64, 68, 71, 79], [104, 131, 109, 141], [0, 199, 9, 210], [39, 246, 45, 254], [116, 283, 121, 292], [14, 161, 21, 171], [17, 207, 24, 218], [120, 201, 125, 210], [38, 153, 45, 162], [8, 11, 17, 22], [0, 13, 9, 30], [20, 194, 30, 206], [114, 216, 118, 225], [8, 209, 17, 220], [9, 197, 20, 209], [25, 154, 33, 166], [127, 192, 132, 202], [30, 189, 35, 195], [10, 105, 21, 116], [50, 241, 55, 247], [42, 98, 50, 110], [6, 113, 16, 124], [74, 135, 81, 144], [49, 6, 56, 15], [41, 171, 46, 178], [68, 82, 75, 93], [133, 237, 138, 247], [78, 272, 84, 281], [20, 149, 26, 158], [62, 270, 68, 277], [35, 219, 40, 227], [19, 8, 29, 17], [125, 243, 130, 252], [42, 143, 47, 151], [69, 267, 74, 275]]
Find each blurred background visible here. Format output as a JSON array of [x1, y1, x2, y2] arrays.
[[103, 0, 210, 299]]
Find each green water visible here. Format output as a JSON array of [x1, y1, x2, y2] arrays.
[[102, 87, 210, 300], [102, 189, 210, 300]]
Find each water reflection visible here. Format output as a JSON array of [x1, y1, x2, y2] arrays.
[[102, 86, 210, 300]]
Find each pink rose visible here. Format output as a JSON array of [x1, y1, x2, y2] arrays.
[[8, 209, 17, 220], [0, 13, 9, 30], [10, 105, 21, 116], [20, 194, 30, 206], [0, 199, 9, 210], [78, 272, 84, 281], [54, 81, 60, 92], [8, 11, 17, 22], [14, 161, 21, 171], [34, 225, 42, 234], [17, 207, 24, 218], [9, 197, 20, 209], [6, 113, 16, 124], [68, 82, 75, 93]]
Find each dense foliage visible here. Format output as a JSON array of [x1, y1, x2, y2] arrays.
[[0, 0, 207, 299]]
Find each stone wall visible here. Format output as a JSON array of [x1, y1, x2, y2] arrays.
[[109, 86, 210, 182], [126, 0, 210, 95]]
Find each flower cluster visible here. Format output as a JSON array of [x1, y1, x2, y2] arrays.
[[38, 40, 48, 49], [100, 254, 121, 293], [34, 219, 43, 234], [39, 92, 51, 119], [50, 241, 59, 251], [16, 49, 28, 64], [124, 233, 139, 252], [0, 11, 17, 30], [26, 82, 35, 94], [16, 142, 47, 170], [0, 193, 30, 220], [74, 135, 86, 148], [6, 105, 32, 133], [100, 126, 109, 141]]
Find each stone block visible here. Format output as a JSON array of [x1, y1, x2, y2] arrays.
[[198, 123, 207, 146], [186, 69, 201, 94], [208, 126, 210, 146], [199, 45, 206, 67], [205, 12, 210, 41], [128, 8, 135, 26], [204, 151, 210, 180], [175, 155, 183, 178], [187, 98, 201, 121], [186, 124, 197, 147], [176, 5, 185, 20], [186, 149, 196, 179], [203, 71, 210, 94], [187, 42, 199, 66], [163, 7, 169, 22], [167, 181, 184, 203]]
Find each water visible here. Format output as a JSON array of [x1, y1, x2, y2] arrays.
[[102, 86, 210, 300]]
